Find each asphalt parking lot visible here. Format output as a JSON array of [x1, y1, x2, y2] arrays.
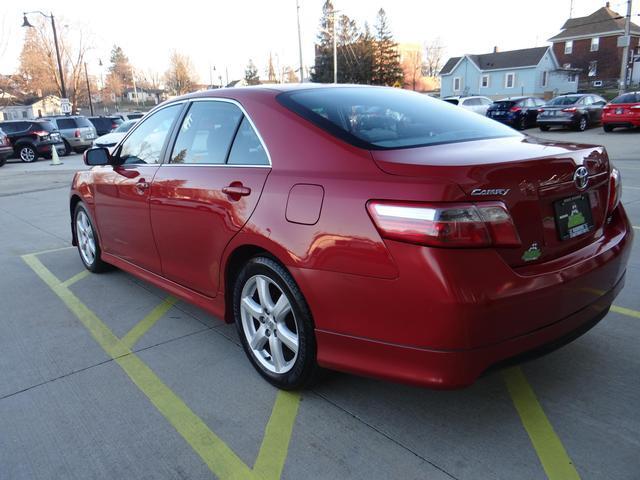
[[1, 128, 639, 480]]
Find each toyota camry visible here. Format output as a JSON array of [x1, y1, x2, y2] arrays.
[[71, 85, 632, 389]]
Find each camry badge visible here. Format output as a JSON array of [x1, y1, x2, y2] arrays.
[[470, 188, 510, 196], [573, 166, 589, 191], [522, 242, 542, 262]]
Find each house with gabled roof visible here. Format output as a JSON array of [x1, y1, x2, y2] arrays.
[[549, 2, 640, 88], [439, 46, 578, 99]]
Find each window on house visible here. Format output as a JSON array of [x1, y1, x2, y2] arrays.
[[542, 71, 548, 87], [480, 75, 489, 88], [505, 72, 515, 88], [567, 72, 577, 82], [453, 77, 461, 91], [565, 41, 573, 54], [588, 61, 597, 77], [591, 37, 600, 52]]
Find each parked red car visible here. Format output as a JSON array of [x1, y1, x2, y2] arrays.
[[70, 85, 631, 389], [602, 91, 640, 131]]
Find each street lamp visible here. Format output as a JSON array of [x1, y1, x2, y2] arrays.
[[22, 11, 67, 99]]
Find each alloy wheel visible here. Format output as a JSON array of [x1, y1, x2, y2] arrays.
[[76, 210, 96, 266], [20, 146, 36, 162], [240, 274, 299, 374]]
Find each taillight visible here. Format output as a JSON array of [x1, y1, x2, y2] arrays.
[[537, 108, 544, 113], [31, 130, 49, 137], [74, 129, 81, 138], [608, 167, 621, 214], [111, 123, 118, 130], [367, 201, 521, 248], [562, 107, 577, 113], [510, 106, 521, 112]]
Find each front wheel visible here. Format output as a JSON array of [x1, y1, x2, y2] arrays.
[[233, 256, 320, 389], [539, 125, 550, 132], [74, 203, 110, 272], [577, 116, 588, 131], [18, 145, 38, 163]]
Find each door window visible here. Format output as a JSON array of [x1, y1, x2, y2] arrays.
[[227, 117, 269, 165], [119, 104, 181, 164], [170, 101, 242, 164]]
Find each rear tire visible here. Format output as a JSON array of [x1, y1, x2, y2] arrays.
[[62, 140, 72, 157], [517, 116, 527, 130], [18, 145, 38, 163], [0, 156, 6, 167], [73, 202, 110, 273], [233, 256, 321, 390], [539, 125, 550, 132], [603, 124, 614, 132]]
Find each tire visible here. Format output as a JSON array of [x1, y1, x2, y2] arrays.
[[62, 140, 72, 156], [233, 256, 320, 389], [18, 145, 38, 163], [603, 124, 614, 132], [0, 156, 6, 167], [73, 202, 110, 273], [539, 125, 550, 132], [577, 116, 588, 132], [517, 116, 527, 130]]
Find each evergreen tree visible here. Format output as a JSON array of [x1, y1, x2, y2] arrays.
[[372, 9, 403, 86], [244, 59, 260, 85], [336, 14, 361, 84], [311, 0, 335, 83], [108, 45, 133, 88], [352, 21, 375, 85]]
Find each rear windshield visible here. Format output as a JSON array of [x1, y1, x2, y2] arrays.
[[611, 93, 640, 104], [75, 117, 93, 128], [126, 113, 144, 119], [492, 101, 517, 108], [277, 88, 518, 150], [34, 121, 57, 132], [546, 96, 581, 106], [443, 98, 459, 105]]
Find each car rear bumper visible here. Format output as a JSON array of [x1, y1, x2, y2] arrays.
[[300, 205, 632, 388], [537, 117, 578, 126], [602, 118, 640, 128], [37, 142, 65, 155]]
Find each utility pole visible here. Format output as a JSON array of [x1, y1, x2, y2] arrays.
[[84, 62, 94, 116], [618, 0, 633, 94], [332, 8, 337, 83], [296, 0, 304, 82]]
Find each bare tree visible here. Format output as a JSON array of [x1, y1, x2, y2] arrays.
[[402, 50, 424, 91], [164, 51, 197, 95], [423, 38, 444, 77]]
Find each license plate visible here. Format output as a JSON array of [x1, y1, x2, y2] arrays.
[[554, 194, 594, 240], [86, 134, 95, 139], [615, 108, 623, 115]]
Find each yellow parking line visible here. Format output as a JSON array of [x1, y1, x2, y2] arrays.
[[121, 296, 178, 349], [503, 367, 581, 480], [22, 252, 301, 479], [254, 391, 301, 479], [610, 305, 640, 319], [61, 270, 90, 288]]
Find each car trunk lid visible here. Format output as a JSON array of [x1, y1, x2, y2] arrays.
[[371, 136, 610, 268]]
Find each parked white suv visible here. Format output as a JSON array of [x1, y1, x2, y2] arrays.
[[443, 96, 493, 116]]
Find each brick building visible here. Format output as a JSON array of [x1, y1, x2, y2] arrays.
[[549, 3, 640, 89]]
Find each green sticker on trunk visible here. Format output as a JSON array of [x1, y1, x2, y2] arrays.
[[522, 242, 542, 262]]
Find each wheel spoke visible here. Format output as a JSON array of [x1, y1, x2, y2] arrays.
[[271, 294, 291, 323], [256, 276, 274, 312], [87, 240, 96, 255], [269, 335, 286, 372], [250, 324, 268, 350], [277, 324, 298, 354], [241, 296, 263, 320]]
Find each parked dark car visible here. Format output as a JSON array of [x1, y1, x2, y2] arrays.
[[114, 112, 144, 121], [0, 127, 12, 167], [602, 91, 640, 132], [0, 120, 65, 162], [486, 97, 545, 130], [45, 115, 97, 156], [537, 94, 606, 131], [88, 116, 123, 136]]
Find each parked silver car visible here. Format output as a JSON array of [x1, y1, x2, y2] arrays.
[[45, 116, 97, 156], [443, 96, 493, 116]]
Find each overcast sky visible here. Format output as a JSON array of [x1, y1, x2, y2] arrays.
[[0, 0, 636, 84]]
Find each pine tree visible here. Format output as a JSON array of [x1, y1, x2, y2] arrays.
[[311, 0, 335, 83], [352, 21, 375, 85], [108, 45, 133, 88], [372, 9, 403, 86], [244, 59, 260, 85]]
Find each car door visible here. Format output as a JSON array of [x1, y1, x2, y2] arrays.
[[92, 103, 183, 273], [590, 96, 606, 123], [149, 99, 271, 297]]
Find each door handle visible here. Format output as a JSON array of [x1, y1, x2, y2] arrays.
[[135, 180, 150, 195], [222, 184, 251, 198]]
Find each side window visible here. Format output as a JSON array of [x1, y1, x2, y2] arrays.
[[227, 117, 269, 166], [119, 104, 181, 165], [582, 96, 593, 106], [170, 101, 242, 164], [1, 123, 16, 133]]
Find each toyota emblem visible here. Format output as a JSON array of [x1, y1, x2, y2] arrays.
[[574, 166, 589, 190]]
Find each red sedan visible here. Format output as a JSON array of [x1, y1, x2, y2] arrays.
[[602, 91, 640, 131], [71, 85, 631, 389]]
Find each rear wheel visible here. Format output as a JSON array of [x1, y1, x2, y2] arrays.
[[539, 125, 550, 132], [233, 256, 320, 390], [18, 145, 37, 163], [62, 140, 72, 156], [603, 124, 614, 132], [74, 203, 110, 273]]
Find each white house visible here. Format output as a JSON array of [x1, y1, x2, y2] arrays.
[[0, 95, 62, 120], [440, 47, 579, 99]]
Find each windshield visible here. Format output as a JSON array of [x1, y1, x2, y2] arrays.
[[611, 93, 639, 104], [116, 120, 138, 133], [546, 96, 581, 106], [278, 87, 519, 150]]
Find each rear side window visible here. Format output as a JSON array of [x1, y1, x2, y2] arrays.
[[0, 123, 18, 133], [171, 101, 242, 164], [227, 117, 269, 165], [611, 93, 639, 104], [278, 87, 518, 150]]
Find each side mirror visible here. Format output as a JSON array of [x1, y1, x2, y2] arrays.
[[84, 147, 112, 166]]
